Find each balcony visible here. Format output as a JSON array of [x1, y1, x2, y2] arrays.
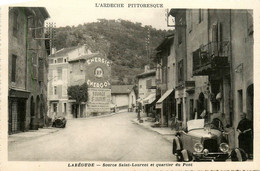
[[193, 41, 230, 76], [176, 81, 195, 90]]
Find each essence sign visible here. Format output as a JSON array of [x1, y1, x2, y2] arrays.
[[86, 56, 111, 113]]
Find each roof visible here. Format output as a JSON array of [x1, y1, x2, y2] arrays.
[[111, 85, 135, 94], [136, 70, 156, 79], [68, 53, 101, 62], [155, 34, 174, 51], [50, 45, 82, 57]]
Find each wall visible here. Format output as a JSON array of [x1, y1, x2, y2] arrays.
[[9, 7, 49, 132], [112, 94, 129, 107], [128, 90, 136, 108], [231, 10, 253, 147], [186, 9, 209, 121], [138, 74, 156, 100]]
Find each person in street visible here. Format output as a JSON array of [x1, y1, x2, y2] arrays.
[[237, 112, 253, 159]]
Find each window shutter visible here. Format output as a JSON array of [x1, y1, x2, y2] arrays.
[[38, 58, 44, 82], [217, 22, 223, 53], [212, 23, 218, 56]]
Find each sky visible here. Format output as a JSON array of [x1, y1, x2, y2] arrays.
[[3, 0, 172, 30], [44, 4, 171, 30]]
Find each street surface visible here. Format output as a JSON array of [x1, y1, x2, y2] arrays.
[[9, 112, 176, 161]]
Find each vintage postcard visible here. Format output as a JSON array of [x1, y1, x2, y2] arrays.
[[0, 0, 259, 170]]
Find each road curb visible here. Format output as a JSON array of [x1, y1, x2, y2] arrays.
[[131, 118, 176, 143]]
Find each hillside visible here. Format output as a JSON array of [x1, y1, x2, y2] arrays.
[[54, 19, 173, 84]]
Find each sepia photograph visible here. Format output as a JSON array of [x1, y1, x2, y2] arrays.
[[1, 0, 260, 170]]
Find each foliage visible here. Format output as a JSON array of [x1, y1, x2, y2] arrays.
[[54, 19, 173, 85], [67, 83, 88, 104]]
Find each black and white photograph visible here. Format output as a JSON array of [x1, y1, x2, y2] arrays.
[[1, 0, 260, 170]]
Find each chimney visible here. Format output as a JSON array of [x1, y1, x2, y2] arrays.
[[51, 47, 56, 55], [144, 65, 150, 72]]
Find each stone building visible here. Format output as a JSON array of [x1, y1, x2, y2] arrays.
[[168, 9, 253, 150], [8, 7, 50, 134], [111, 85, 137, 111], [155, 34, 176, 126], [136, 65, 156, 116]]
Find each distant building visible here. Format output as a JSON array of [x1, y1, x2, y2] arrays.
[[48, 45, 112, 118], [8, 7, 50, 134], [111, 85, 137, 111], [136, 65, 156, 115], [155, 34, 176, 126]]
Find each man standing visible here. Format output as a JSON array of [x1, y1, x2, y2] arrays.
[[237, 112, 253, 159]]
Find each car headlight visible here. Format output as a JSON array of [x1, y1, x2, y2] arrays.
[[193, 143, 203, 153], [219, 143, 229, 153]]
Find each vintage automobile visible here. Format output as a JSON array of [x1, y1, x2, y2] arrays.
[[52, 116, 67, 128], [172, 119, 247, 162]]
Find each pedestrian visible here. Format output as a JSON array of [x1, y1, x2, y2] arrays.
[[236, 112, 253, 159]]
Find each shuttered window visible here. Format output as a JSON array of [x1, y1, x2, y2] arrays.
[[11, 55, 17, 82], [38, 58, 44, 82], [13, 11, 18, 37]]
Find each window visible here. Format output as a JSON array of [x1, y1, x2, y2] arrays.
[[32, 52, 38, 80], [57, 68, 62, 80], [13, 11, 18, 37], [139, 85, 142, 89], [64, 103, 67, 113], [11, 55, 17, 82], [178, 60, 184, 82], [49, 59, 54, 64], [38, 58, 44, 82], [178, 30, 182, 45], [54, 86, 57, 95], [53, 103, 57, 113], [199, 9, 203, 23], [57, 58, 63, 63], [64, 58, 67, 63], [188, 10, 193, 32], [146, 79, 152, 89]]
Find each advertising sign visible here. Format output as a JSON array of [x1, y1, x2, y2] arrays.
[[86, 55, 111, 113], [86, 55, 111, 89], [88, 88, 111, 113]]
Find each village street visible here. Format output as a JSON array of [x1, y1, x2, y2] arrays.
[[8, 112, 176, 161]]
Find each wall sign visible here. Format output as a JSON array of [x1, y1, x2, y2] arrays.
[[86, 55, 111, 113]]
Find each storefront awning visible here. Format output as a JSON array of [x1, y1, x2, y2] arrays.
[[142, 93, 156, 105], [156, 89, 174, 108]]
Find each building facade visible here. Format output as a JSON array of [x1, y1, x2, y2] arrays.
[[168, 9, 253, 151], [48, 45, 111, 118], [155, 34, 176, 126], [111, 85, 137, 111], [8, 7, 50, 134], [136, 65, 156, 115]]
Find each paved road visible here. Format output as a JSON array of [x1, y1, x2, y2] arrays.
[[9, 112, 176, 161]]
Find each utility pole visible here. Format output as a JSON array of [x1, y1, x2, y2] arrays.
[[145, 27, 151, 67]]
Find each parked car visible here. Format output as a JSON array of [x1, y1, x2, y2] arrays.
[[172, 119, 247, 162], [52, 116, 67, 128]]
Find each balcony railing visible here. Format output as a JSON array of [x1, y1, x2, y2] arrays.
[[193, 41, 230, 75]]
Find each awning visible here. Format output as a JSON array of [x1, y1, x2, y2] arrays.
[[142, 93, 156, 105], [156, 89, 174, 108]]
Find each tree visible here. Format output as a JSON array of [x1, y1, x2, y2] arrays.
[[67, 83, 88, 118]]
